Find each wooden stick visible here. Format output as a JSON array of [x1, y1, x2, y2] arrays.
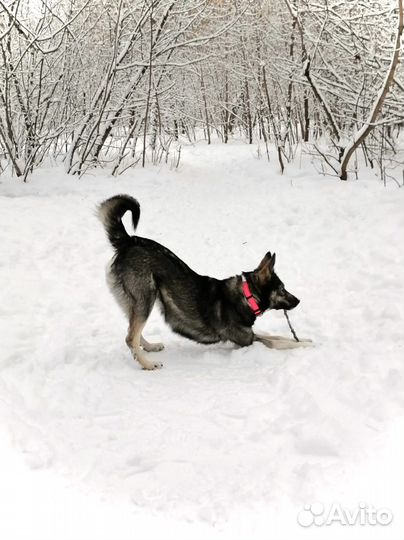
[[283, 309, 300, 342]]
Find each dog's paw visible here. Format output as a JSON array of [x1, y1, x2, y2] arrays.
[[142, 342, 165, 353], [297, 338, 314, 347], [141, 361, 163, 371]]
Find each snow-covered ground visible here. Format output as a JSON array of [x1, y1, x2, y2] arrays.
[[0, 142, 403, 540]]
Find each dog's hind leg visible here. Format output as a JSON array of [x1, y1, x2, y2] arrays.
[[140, 335, 165, 352], [126, 311, 163, 370]]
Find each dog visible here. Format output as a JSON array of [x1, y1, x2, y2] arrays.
[[98, 194, 304, 370]]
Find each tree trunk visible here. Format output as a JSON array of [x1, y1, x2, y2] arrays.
[[339, 0, 403, 180]]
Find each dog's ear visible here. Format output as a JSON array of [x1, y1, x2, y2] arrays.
[[255, 252, 276, 281]]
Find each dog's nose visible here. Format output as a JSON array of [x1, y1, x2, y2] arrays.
[[293, 297, 300, 308]]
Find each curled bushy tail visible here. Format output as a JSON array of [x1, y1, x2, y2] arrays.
[[97, 194, 140, 249]]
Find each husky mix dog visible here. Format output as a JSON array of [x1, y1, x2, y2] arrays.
[[98, 195, 302, 370]]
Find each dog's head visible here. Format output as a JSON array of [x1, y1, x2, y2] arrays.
[[252, 252, 300, 311]]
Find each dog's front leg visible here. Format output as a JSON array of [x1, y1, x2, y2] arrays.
[[227, 327, 254, 348], [254, 333, 312, 350]]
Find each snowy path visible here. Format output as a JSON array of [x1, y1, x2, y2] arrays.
[[0, 143, 403, 539]]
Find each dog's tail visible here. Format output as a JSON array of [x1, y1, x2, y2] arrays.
[[97, 194, 140, 250]]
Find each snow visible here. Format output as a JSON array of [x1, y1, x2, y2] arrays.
[[0, 141, 403, 540]]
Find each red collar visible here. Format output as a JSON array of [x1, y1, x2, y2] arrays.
[[241, 275, 262, 316]]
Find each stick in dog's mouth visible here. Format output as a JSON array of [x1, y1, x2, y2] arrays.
[[283, 309, 300, 342]]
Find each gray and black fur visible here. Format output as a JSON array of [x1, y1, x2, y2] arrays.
[[98, 195, 300, 370]]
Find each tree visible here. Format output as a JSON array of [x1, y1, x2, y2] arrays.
[[339, 0, 403, 180]]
